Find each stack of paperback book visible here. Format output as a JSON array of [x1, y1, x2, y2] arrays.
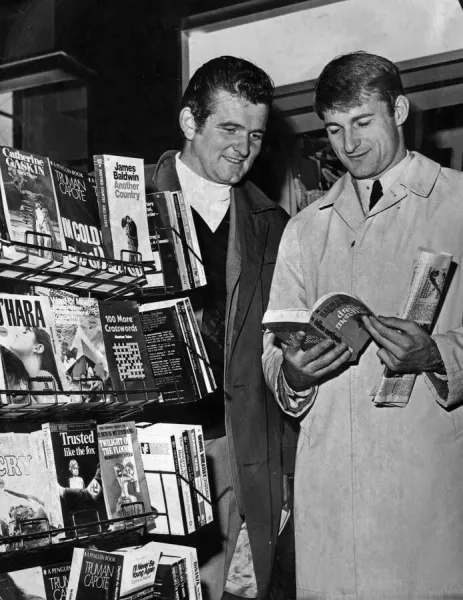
[[0, 145, 208, 293], [3, 540, 201, 600], [0, 291, 214, 406], [138, 422, 213, 535], [0, 420, 212, 550]]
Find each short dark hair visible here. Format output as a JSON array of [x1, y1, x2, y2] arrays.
[[314, 51, 405, 118], [181, 55, 274, 131]]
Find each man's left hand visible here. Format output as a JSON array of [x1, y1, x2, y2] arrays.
[[361, 315, 443, 374]]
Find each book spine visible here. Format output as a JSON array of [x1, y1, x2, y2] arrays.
[[172, 562, 182, 600], [176, 301, 204, 399], [172, 192, 194, 288], [183, 298, 216, 394], [188, 551, 201, 600], [189, 428, 206, 528], [170, 435, 188, 535], [175, 192, 200, 288], [174, 433, 196, 534], [41, 425, 64, 527], [182, 430, 200, 530], [170, 306, 199, 402], [195, 427, 212, 524], [93, 155, 114, 259], [66, 548, 84, 600], [177, 191, 206, 287], [165, 193, 190, 291], [114, 554, 123, 600]]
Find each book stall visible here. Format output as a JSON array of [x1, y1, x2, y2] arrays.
[[0, 145, 214, 600]]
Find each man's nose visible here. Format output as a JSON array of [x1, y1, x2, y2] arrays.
[[233, 135, 250, 157], [343, 129, 361, 154]]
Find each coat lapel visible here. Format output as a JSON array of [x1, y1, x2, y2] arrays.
[[228, 185, 269, 360]]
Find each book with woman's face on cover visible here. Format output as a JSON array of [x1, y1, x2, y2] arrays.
[[0, 293, 66, 404]]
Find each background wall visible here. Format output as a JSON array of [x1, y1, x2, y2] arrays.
[[185, 0, 463, 88]]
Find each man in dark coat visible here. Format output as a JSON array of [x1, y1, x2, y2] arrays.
[[144, 56, 296, 600]]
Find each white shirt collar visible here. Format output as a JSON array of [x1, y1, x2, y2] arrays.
[[355, 151, 411, 212], [175, 153, 231, 232]]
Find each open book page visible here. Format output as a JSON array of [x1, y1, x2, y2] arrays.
[[262, 292, 374, 360]]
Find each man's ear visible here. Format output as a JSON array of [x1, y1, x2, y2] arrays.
[[34, 343, 45, 355], [179, 107, 197, 141], [394, 95, 409, 127]]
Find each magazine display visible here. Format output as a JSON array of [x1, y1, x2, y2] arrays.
[[0, 293, 66, 404], [0, 432, 61, 551], [98, 300, 156, 402], [41, 421, 107, 537], [50, 160, 106, 271], [97, 421, 154, 531], [372, 248, 453, 406], [263, 291, 375, 361], [0, 146, 65, 263]]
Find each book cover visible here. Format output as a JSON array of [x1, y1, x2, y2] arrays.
[[141, 424, 196, 535], [138, 301, 198, 404], [98, 300, 156, 402], [175, 191, 206, 288], [97, 421, 154, 531], [0, 433, 60, 552], [0, 146, 65, 262], [113, 542, 161, 600], [42, 561, 72, 600], [41, 421, 107, 538], [93, 154, 151, 264], [66, 547, 123, 600], [146, 192, 186, 292], [263, 292, 374, 362], [155, 555, 183, 600], [0, 293, 67, 404], [43, 289, 110, 402], [3, 563, 69, 600], [49, 160, 106, 269], [137, 426, 187, 536]]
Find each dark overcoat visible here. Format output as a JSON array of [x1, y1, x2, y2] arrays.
[[145, 150, 295, 598]]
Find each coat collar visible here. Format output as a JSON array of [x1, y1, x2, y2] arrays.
[[316, 151, 442, 229]]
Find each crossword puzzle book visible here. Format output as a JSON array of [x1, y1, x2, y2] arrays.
[[98, 300, 156, 402]]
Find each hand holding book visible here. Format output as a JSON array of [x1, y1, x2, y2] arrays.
[[282, 334, 351, 392]]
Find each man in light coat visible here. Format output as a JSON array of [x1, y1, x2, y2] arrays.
[[263, 50, 463, 599]]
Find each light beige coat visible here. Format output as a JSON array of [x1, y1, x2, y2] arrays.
[[263, 152, 463, 599]]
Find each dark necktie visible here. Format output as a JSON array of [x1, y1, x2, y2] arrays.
[[369, 179, 383, 211]]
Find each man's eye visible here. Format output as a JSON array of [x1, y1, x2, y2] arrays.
[[250, 133, 263, 142], [223, 127, 236, 134], [327, 128, 340, 135], [357, 120, 371, 128]]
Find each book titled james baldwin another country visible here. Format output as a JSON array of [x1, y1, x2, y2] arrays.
[[263, 292, 375, 362]]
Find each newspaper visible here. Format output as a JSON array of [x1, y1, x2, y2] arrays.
[[371, 247, 453, 407]]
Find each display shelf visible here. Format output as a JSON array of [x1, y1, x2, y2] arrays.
[[0, 381, 162, 423], [0, 236, 154, 297], [0, 504, 158, 561]]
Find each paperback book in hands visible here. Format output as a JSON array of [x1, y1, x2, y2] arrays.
[[263, 292, 374, 361]]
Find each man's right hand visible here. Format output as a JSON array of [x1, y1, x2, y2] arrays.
[[282, 332, 352, 391]]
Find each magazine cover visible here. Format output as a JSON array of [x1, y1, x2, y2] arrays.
[[42, 561, 71, 600], [97, 421, 154, 531], [93, 154, 152, 264], [0, 433, 60, 552], [0, 293, 66, 404], [0, 146, 65, 261], [98, 300, 156, 402], [41, 288, 110, 402], [50, 160, 106, 269], [42, 421, 107, 537]]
